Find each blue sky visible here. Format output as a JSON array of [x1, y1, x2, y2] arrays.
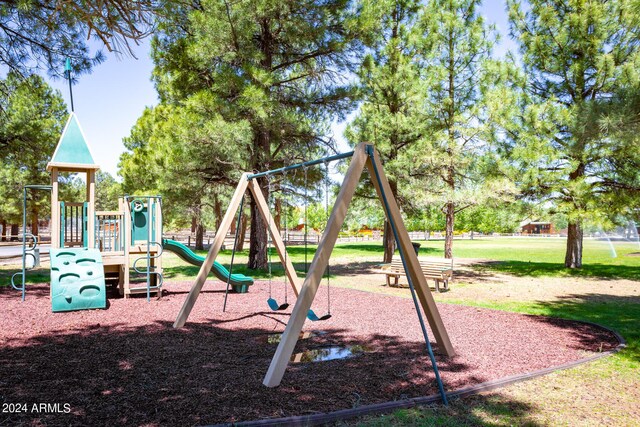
[[45, 0, 515, 178]]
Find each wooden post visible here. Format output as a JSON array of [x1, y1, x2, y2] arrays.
[[86, 170, 96, 248], [50, 168, 60, 249], [262, 143, 369, 387], [173, 173, 251, 328], [365, 148, 455, 357], [123, 197, 131, 297], [248, 179, 301, 296]]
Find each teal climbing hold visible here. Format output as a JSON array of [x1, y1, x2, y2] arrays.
[[50, 248, 106, 312]]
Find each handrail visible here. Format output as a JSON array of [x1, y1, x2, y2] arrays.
[[95, 210, 122, 216], [95, 212, 124, 252]]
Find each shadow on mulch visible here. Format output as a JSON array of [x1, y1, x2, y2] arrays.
[[531, 293, 639, 363], [0, 283, 622, 426], [0, 320, 468, 426]]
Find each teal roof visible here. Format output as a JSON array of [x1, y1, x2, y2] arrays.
[[48, 113, 99, 170]]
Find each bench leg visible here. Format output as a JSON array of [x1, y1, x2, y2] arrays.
[[443, 279, 449, 292]]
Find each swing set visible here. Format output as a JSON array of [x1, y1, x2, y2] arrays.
[[263, 162, 333, 321], [173, 142, 454, 400]]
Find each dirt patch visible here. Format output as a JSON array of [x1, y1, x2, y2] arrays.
[[0, 280, 618, 426], [329, 260, 640, 305]]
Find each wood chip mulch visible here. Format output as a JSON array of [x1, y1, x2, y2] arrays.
[[0, 281, 618, 426]]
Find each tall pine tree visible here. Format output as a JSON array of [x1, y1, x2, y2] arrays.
[[415, 0, 501, 259], [149, 0, 359, 269], [508, 0, 640, 267], [346, 0, 424, 262]]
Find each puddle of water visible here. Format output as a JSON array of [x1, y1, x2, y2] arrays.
[[290, 345, 373, 363], [258, 330, 327, 344]]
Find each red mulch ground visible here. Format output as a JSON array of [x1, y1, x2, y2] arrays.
[[0, 280, 618, 426]]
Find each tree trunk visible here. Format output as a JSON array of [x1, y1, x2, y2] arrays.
[[214, 197, 222, 231], [444, 26, 456, 260], [10, 223, 19, 241], [382, 179, 398, 263], [31, 206, 39, 236], [249, 182, 268, 269], [564, 221, 583, 268], [195, 221, 205, 251], [444, 202, 455, 259], [248, 21, 273, 270], [1, 220, 6, 242], [191, 216, 197, 233], [237, 212, 247, 252], [274, 197, 282, 232]]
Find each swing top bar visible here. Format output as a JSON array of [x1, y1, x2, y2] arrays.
[[246, 150, 355, 180], [24, 185, 53, 191]]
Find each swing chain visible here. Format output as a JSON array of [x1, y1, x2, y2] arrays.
[[303, 165, 308, 275], [282, 170, 288, 304], [267, 173, 273, 299], [324, 159, 331, 315]]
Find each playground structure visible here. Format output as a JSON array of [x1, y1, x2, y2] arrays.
[[46, 113, 165, 306], [13, 112, 254, 311], [174, 142, 454, 396]]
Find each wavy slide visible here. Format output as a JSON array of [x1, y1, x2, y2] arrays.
[[162, 239, 253, 293]]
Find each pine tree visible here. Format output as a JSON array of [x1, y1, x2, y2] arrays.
[[148, 0, 359, 269], [0, 72, 67, 238], [415, 0, 502, 259], [508, 0, 640, 268], [0, 0, 156, 79], [346, 0, 424, 262]]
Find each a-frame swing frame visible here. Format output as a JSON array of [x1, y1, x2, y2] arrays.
[[173, 172, 302, 329], [173, 142, 455, 388]]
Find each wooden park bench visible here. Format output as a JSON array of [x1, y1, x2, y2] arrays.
[[377, 257, 454, 292]]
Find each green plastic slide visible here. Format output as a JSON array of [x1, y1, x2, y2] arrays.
[[162, 239, 253, 293]]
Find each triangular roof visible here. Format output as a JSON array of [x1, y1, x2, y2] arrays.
[[47, 113, 100, 171]]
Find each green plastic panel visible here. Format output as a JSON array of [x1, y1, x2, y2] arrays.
[[50, 248, 106, 312], [162, 239, 253, 291], [130, 201, 156, 244], [50, 114, 96, 166]]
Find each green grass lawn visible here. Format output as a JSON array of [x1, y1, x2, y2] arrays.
[[344, 237, 640, 426], [4, 236, 638, 286], [165, 236, 640, 281]]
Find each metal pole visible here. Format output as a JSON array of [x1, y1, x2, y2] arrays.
[[247, 151, 354, 180], [366, 145, 448, 405], [65, 58, 74, 112], [20, 187, 27, 301], [17, 185, 52, 301], [222, 194, 245, 312]]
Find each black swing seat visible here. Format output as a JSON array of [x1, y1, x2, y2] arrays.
[[267, 298, 289, 311], [307, 309, 331, 321]]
